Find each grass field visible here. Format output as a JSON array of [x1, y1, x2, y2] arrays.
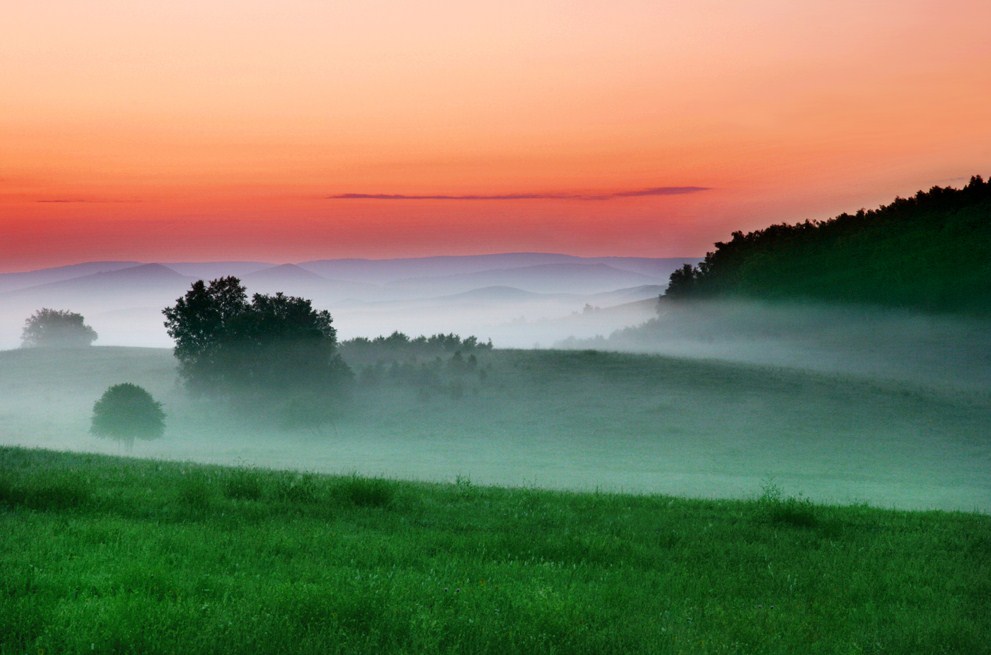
[[1, 346, 988, 512], [2, 446, 989, 654]]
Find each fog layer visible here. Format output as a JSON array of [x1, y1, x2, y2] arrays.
[[0, 256, 681, 350], [2, 258, 987, 513], [1, 345, 987, 514], [570, 299, 991, 395]]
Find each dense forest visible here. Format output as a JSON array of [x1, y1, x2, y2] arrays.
[[666, 175, 991, 314]]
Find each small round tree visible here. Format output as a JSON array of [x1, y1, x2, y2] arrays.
[[22, 308, 98, 348], [91, 383, 165, 449]]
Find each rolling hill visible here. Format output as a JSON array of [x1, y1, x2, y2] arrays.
[[665, 175, 991, 314]]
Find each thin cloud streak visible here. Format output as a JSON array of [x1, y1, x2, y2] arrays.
[[35, 198, 137, 204], [328, 186, 709, 201]]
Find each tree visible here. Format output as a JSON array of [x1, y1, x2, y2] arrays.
[[162, 276, 352, 398], [21, 309, 97, 348], [91, 383, 165, 449], [664, 264, 699, 298], [161, 277, 250, 392]]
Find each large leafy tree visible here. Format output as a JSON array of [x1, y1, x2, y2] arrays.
[[162, 277, 249, 392], [21, 308, 98, 348], [162, 277, 351, 396]]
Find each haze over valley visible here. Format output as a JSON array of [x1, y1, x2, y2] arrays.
[[5, 2, 991, 650], [0, 254, 686, 350]]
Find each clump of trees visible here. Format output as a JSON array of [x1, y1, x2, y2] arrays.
[[664, 175, 991, 313], [21, 309, 98, 348], [91, 383, 165, 449], [340, 332, 491, 401], [340, 331, 492, 367], [163, 277, 352, 427]]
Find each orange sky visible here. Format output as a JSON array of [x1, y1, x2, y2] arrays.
[[2, 0, 989, 271]]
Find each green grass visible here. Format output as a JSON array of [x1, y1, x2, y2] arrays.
[[2, 346, 989, 513], [2, 447, 989, 654]]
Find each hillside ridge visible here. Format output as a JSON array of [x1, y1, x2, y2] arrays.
[[665, 175, 991, 314]]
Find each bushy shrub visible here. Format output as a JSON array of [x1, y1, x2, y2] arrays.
[[334, 475, 395, 508], [757, 481, 817, 528], [223, 468, 264, 501]]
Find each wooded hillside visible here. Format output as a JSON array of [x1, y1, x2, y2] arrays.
[[666, 176, 991, 313]]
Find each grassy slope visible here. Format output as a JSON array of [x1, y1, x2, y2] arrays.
[[2, 346, 990, 512], [2, 447, 989, 655]]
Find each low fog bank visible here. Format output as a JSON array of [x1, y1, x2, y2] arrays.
[[563, 300, 991, 396], [0, 255, 683, 350], [0, 286, 659, 351], [1, 346, 988, 514]]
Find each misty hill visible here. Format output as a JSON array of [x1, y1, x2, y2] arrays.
[[438, 286, 552, 302], [245, 263, 326, 284], [241, 264, 386, 302], [299, 254, 696, 286], [243, 264, 326, 293], [2, 264, 192, 301], [389, 262, 661, 296], [0, 254, 697, 350], [163, 261, 273, 279], [666, 175, 991, 314], [580, 257, 692, 278], [0, 261, 141, 293], [299, 253, 580, 283], [0, 265, 195, 348], [587, 284, 667, 306]]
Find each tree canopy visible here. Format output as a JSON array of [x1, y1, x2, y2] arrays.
[[21, 308, 98, 348], [91, 383, 165, 449], [162, 277, 352, 396], [664, 175, 991, 314]]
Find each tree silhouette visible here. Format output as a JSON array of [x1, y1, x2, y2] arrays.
[[161, 277, 247, 390], [661, 175, 991, 313], [91, 383, 165, 449], [163, 277, 352, 396], [21, 309, 97, 348], [665, 264, 699, 298]]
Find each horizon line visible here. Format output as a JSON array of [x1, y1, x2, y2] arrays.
[[0, 252, 704, 275]]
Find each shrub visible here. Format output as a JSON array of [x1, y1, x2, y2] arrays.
[[223, 468, 264, 501], [757, 481, 818, 528], [334, 475, 395, 508]]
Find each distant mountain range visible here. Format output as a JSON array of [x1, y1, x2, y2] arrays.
[[0, 254, 698, 349]]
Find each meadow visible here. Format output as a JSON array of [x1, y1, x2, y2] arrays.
[[0, 345, 988, 512], [2, 446, 989, 654]]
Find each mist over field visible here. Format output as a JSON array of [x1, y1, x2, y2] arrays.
[[1, 268, 988, 514], [6, 3, 991, 649], [569, 299, 991, 395], [2, 250, 990, 515]]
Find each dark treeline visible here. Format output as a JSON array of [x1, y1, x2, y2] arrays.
[[339, 332, 494, 400], [666, 175, 991, 313], [340, 331, 492, 364]]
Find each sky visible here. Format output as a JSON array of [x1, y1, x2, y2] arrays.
[[2, 0, 990, 271]]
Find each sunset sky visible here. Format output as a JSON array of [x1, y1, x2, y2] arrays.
[[2, 0, 989, 271]]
